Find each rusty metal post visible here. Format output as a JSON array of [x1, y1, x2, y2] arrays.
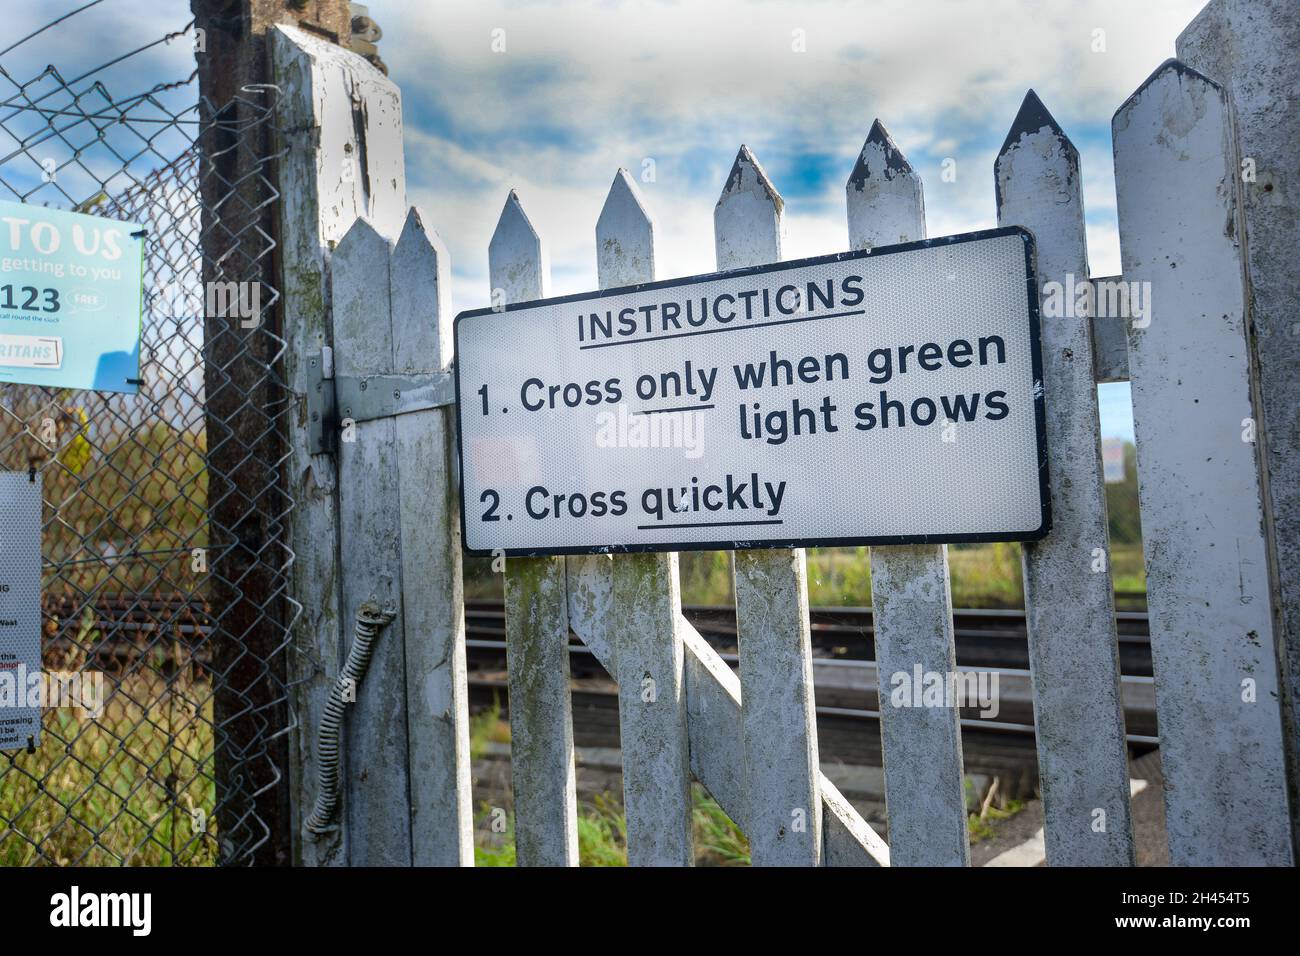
[[190, 0, 352, 866]]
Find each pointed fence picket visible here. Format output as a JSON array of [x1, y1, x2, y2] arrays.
[[331, 219, 413, 865], [599, 171, 695, 866], [390, 209, 475, 866], [714, 146, 823, 867], [279, 9, 1298, 868], [1112, 60, 1294, 866], [847, 121, 969, 868], [320, 211, 477, 867], [1177, 0, 1300, 853], [491, 191, 581, 868], [995, 91, 1136, 867]]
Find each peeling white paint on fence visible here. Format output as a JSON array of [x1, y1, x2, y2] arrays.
[[390, 208, 474, 866], [1177, 0, 1300, 853], [715, 147, 822, 866], [273, 25, 405, 243], [846, 121, 925, 252], [1113, 60, 1294, 866], [611, 553, 693, 865], [996, 91, 1135, 867], [491, 191, 579, 867], [599, 170, 694, 866], [331, 218, 412, 865], [714, 145, 784, 273], [272, 23, 406, 866], [847, 121, 968, 867]]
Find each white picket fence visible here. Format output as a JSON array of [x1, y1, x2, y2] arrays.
[[273, 1, 1297, 868]]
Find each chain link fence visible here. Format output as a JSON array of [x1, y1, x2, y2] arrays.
[[0, 9, 294, 865]]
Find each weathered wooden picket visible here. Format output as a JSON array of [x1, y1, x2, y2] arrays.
[[274, 0, 1298, 868]]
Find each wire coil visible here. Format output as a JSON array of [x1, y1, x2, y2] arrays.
[[305, 602, 396, 835]]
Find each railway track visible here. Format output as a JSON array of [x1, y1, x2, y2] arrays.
[[464, 598, 1158, 781], [40, 595, 214, 669], [468, 599, 1153, 674], [39, 594, 1159, 783]]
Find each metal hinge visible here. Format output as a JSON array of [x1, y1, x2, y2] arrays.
[[306, 347, 456, 455]]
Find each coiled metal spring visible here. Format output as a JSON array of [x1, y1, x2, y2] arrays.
[[305, 602, 396, 835]]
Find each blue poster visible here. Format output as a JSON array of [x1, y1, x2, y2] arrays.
[[0, 200, 144, 394]]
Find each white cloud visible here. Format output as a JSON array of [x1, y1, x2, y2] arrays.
[[382, 0, 1208, 308]]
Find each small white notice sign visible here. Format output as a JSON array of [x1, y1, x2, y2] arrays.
[[455, 227, 1049, 556], [0, 472, 42, 750]]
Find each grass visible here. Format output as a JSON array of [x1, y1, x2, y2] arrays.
[[965, 776, 1028, 845], [691, 787, 750, 865], [468, 694, 512, 757], [469, 542, 1146, 609], [468, 702, 749, 866], [968, 798, 1027, 845], [1107, 542, 1147, 595], [473, 795, 631, 867], [0, 606, 218, 866], [473, 786, 750, 867], [657, 541, 1143, 609], [0, 671, 217, 866]]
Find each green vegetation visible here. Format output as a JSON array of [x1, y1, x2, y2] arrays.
[[473, 796, 633, 867], [1106, 441, 1143, 548], [691, 786, 750, 865], [0, 613, 216, 866], [468, 702, 749, 866], [468, 694, 511, 757], [473, 786, 750, 867], [468, 539, 1145, 609], [0, 409, 210, 597], [0, 686, 217, 867], [968, 798, 1027, 845]]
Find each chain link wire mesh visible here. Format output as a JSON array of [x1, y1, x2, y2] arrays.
[[0, 9, 294, 865]]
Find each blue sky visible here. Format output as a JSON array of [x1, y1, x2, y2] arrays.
[[379, 0, 1212, 442], [14, 0, 1216, 439]]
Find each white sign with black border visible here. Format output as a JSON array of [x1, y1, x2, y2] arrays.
[[455, 226, 1049, 556]]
